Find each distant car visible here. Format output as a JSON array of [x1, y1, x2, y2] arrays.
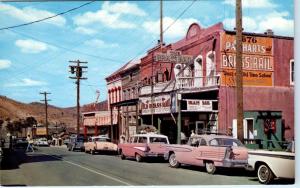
[[118, 133, 170, 162], [13, 137, 28, 149], [166, 134, 248, 174], [84, 135, 118, 154], [35, 138, 49, 147], [246, 141, 295, 184], [68, 135, 85, 151], [63, 139, 70, 145]]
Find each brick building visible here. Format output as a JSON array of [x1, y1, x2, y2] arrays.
[[95, 22, 293, 148]]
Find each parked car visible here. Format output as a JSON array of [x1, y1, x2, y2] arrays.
[[246, 141, 295, 184], [118, 133, 170, 162], [63, 138, 70, 145], [84, 135, 118, 154], [67, 135, 85, 151], [166, 134, 248, 174], [13, 137, 28, 149], [34, 138, 49, 147]]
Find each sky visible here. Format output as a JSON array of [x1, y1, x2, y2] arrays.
[[0, 0, 294, 108]]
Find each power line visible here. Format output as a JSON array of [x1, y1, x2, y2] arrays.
[[7, 29, 123, 63], [129, 0, 198, 62], [0, 1, 96, 31]]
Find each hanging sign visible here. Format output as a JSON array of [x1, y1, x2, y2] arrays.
[[185, 99, 213, 112], [154, 50, 193, 64]]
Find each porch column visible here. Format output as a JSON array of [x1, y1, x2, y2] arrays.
[[158, 117, 161, 134], [84, 126, 87, 139], [136, 103, 139, 134], [110, 106, 114, 142], [177, 95, 181, 144], [94, 125, 98, 136]]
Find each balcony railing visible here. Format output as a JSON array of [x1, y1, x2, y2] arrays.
[[139, 81, 175, 95], [139, 75, 220, 95], [176, 75, 220, 89]]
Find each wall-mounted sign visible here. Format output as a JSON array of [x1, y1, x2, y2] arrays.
[[220, 33, 274, 86], [154, 50, 193, 64], [185, 99, 213, 112], [36, 127, 47, 135], [140, 94, 171, 115]]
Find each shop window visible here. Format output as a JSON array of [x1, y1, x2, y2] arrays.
[[157, 72, 163, 82], [290, 59, 294, 85]]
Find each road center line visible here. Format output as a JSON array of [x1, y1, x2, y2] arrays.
[[41, 152, 133, 186]]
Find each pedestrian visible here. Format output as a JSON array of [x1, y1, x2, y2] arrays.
[[180, 132, 186, 144], [120, 133, 126, 143], [190, 130, 195, 137], [26, 135, 34, 153]]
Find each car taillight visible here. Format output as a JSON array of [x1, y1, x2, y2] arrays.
[[225, 147, 234, 159]]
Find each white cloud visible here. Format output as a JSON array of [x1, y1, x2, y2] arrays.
[[143, 17, 198, 39], [223, 17, 257, 32], [0, 2, 66, 27], [223, 11, 293, 36], [258, 16, 293, 36], [15, 39, 48, 53], [5, 78, 47, 87], [75, 27, 97, 35], [102, 1, 146, 16], [73, 2, 145, 30], [0, 59, 12, 70], [84, 39, 118, 48], [223, 0, 276, 8]]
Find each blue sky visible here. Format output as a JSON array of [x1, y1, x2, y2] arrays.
[[0, 0, 294, 107]]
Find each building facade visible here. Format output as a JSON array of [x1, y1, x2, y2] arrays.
[[137, 22, 294, 147], [89, 22, 294, 148]]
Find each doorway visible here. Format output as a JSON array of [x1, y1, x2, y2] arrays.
[[195, 121, 205, 134]]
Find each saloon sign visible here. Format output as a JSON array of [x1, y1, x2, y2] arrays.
[[140, 94, 171, 115], [154, 50, 193, 64], [185, 99, 213, 112], [221, 33, 274, 86]]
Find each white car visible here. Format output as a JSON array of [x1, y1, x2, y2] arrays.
[[246, 141, 295, 184], [35, 138, 49, 147]]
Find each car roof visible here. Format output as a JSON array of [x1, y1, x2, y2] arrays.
[[132, 133, 168, 138], [191, 134, 235, 140], [91, 135, 109, 139]]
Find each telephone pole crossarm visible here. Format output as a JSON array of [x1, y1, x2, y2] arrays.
[[68, 59, 88, 136]]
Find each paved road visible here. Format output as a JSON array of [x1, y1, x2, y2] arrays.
[[0, 146, 266, 186]]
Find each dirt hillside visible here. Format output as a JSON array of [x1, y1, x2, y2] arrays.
[[0, 95, 77, 127]]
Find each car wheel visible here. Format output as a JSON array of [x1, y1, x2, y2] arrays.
[[205, 162, 216, 174], [257, 163, 274, 184], [135, 153, 142, 162], [120, 151, 125, 160], [90, 149, 94, 155], [169, 153, 180, 168]]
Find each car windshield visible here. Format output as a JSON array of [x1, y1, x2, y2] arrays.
[[76, 138, 84, 142], [94, 138, 110, 142], [209, 138, 243, 147], [149, 137, 168, 144]]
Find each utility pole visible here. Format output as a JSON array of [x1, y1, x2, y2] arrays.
[[69, 60, 88, 136], [160, 0, 163, 49], [40, 92, 51, 138], [236, 0, 244, 142]]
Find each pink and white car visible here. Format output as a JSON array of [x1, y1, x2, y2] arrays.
[[167, 134, 248, 174], [118, 133, 169, 162], [84, 135, 118, 155]]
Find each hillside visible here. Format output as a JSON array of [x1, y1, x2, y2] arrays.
[[0, 95, 77, 127]]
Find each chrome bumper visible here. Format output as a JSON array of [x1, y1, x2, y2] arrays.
[[223, 159, 248, 168]]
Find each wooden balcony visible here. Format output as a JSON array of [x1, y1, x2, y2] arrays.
[[139, 75, 220, 96]]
